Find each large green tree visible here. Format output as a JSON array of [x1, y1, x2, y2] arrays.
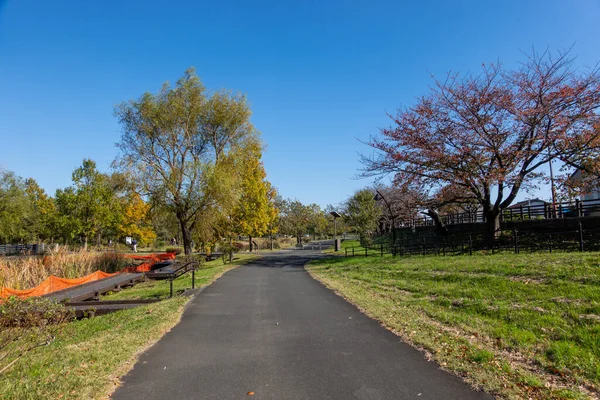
[[344, 189, 382, 245], [24, 178, 57, 243], [279, 200, 311, 244], [0, 170, 31, 244], [114, 68, 258, 254], [55, 159, 118, 248]]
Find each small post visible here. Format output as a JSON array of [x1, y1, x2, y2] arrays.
[[559, 203, 563, 218], [579, 221, 584, 252], [469, 235, 473, 256], [520, 205, 524, 220]]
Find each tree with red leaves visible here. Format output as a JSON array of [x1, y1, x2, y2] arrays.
[[363, 50, 600, 238]]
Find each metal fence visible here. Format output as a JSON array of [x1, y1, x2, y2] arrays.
[[0, 243, 45, 255], [394, 199, 600, 228], [345, 224, 600, 258]]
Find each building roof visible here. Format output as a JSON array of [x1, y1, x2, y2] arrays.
[[507, 198, 549, 209]]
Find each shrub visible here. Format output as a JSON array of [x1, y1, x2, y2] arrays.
[[165, 247, 183, 255], [94, 252, 129, 273], [0, 297, 74, 329]]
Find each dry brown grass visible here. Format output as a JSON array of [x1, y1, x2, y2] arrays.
[[0, 248, 127, 290]]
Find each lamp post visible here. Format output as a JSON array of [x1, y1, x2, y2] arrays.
[[374, 190, 397, 253], [330, 211, 341, 251]]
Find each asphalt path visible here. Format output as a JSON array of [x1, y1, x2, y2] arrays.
[[112, 244, 492, 400]]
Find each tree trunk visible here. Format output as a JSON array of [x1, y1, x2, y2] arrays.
[[179, 220, 193, 255], [249, 236, 253, 252], [484, 209, 501, 242], [229, 237, 233, 263], [423, 209, 448, 235]]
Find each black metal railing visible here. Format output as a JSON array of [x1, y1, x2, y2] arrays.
[[345, 225, 600, 258], [392, 199, 600, 229]]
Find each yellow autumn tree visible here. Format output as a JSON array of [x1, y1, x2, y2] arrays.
[[116, 193, 156, 246], [232, 139, 276, 251]]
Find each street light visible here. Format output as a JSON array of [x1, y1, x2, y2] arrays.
[[374, 190, 397, 254], [330, 211, 341, 251]]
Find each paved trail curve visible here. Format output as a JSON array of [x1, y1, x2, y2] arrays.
[[112, 246, 492, 400]]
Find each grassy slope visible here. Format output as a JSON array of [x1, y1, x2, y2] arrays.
[[0, 254, 257, 400], [307, 252, 600, 399]]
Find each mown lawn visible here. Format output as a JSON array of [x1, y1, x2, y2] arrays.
[[0, 254, 256, 400], [307, 252, 600, 399]]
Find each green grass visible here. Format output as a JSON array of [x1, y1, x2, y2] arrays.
[[0, 254, 257, 400], [0, 298, 187, 400], [322, 239, 362, 254], [307, 252, 600, 399]]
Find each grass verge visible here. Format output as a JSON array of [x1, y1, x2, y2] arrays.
[[307, 252, 600, 399], [0, 254, 257, 399]]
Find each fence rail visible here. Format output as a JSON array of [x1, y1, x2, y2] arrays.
[[392, 199, 600, 229], [0, 244, 45, 255], [346, 225, 600, 258]]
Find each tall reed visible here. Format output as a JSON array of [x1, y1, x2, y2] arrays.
[[0, 248, 127, 290]]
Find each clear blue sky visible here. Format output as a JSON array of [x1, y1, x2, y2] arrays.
[[1, 0, 599, 208]]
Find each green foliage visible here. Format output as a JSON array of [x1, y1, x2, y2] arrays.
[[94, 252, 129, 273], [114, 68, 260, 255], [0, 170, 33, 243], [54, 160, 124, 247], [344, 188, 382, 245], [165, 247, 183, 255]]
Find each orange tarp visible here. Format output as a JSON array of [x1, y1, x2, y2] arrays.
[[0, 253, 177, 299], [0, 270, 117, 299], [122, 252, 176, 273]]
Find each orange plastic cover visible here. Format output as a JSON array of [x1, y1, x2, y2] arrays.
[[0, 270, 117, 299], [1, 253, 176, 299]]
